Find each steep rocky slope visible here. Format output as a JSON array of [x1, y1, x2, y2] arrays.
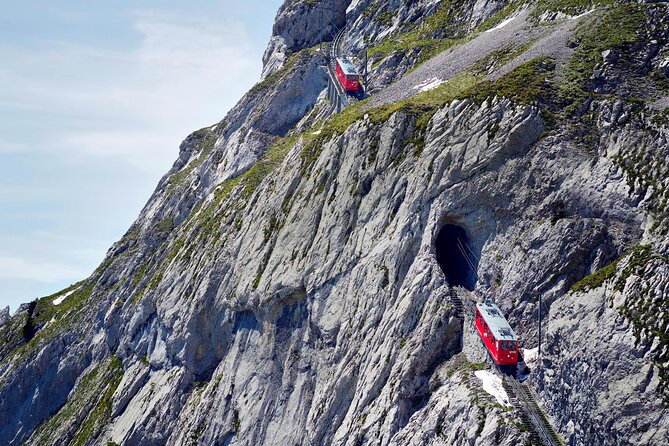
[[1, 1, 668, 445]]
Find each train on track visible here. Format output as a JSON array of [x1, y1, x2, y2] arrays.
[[335, 57, 362, 92], [475, 301, 519, 366]]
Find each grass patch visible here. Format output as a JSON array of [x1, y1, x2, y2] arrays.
[[570, 256, 621, 293], [608, 245, 669, 401], [1, 282, 96, 366], [472, 56, 556, 105], [168, 127, 218, 190], [533, 0, 614, 18], [31, 357, 124, 445], [558, 3, 647, 115], [367, 0, 471, 68]]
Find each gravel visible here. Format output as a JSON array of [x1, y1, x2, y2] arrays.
[[364, 9, 596, 110]]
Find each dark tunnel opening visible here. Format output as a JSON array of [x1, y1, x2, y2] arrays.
[[435, 224, 477, 291]]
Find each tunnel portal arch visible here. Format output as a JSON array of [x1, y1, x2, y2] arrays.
[[435, 223, 478, 291]]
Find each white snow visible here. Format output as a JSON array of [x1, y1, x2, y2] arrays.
[[475, 370, 512, 407], [415, 77, 445, 92], [485, 16, 516, 33], [523, 347, 539, 366], [312, 130, 322, 135], [572, 9, 595, 20], [53, 288, 78, 306], [346, 0, 363, 14]]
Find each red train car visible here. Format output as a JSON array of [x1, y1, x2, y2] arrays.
[[475, 301, 518, 366], [335, 57, 361, 92]]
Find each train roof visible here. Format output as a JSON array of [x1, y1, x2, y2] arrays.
[[476, 301, 517, 341], [336, 57, 359, 75]]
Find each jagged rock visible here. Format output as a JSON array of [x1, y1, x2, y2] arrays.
[[601, 49, 617, 63], [0, 307, 9, 327], [262, 0, 349, 79], [660, 57, 669, 76]]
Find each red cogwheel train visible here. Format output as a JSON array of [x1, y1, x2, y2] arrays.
[[335, 57, 361, 92], [475, 301, 519, 365]]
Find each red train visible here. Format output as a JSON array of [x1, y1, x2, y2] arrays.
[[475, 301, 518, 366], [335, 57, 361, 92]]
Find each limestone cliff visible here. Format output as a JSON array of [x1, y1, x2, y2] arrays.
[[1, 1, 668, 445]]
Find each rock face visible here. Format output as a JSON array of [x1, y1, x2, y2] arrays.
[[0, 307, 9, 327], [1, 1, 668, 445], [262, 0, 351, 79]]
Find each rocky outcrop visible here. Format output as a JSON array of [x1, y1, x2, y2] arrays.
[[0, 307, 9, 327], [262, 0, 351, 79]]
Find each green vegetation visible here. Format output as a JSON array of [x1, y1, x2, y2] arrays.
[[469, 42, 534, 77], [570, 256, 622, 293], [248, 47, 317, 97], [1, 282, 95, 366], [651, 107, 669, 127], [301, 70, 481, 172], [614, 245, 654, 292], [31, 357, 124, 445], [613, 137, 669, 236], [463, 361, 487, 371], [301, 54, 557, 175], [476, 2, 521, 32], [232, 409, 241, 431], [367, 0, 471, 67], [168, 127, 218, 190], [132, 263, 150, 287], [607, 245, 669, 401], [155, 217, 175, 234], [263, 213, 282, 242], [472, 57, 556, 105], [558, 3, 647, 115], [70, 357, 124, 446], [181, 132, 299, 250], [533, 0, 614, 18]]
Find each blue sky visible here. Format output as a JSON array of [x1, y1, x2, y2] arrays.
[[0, 0, 284, 312]]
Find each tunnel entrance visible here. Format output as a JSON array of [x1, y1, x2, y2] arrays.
[[435, 224, 477, 291]]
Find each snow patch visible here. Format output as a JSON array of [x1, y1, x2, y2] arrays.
[[347, 0, 363, 14], [485, 16, 516, 33], [415, 77, 444, 92], [523, 347, 539, 366], [475, 370, 512, 407], [572, 9, 595, 20], [53, 288, 79, 306], [312, 130, 322, 135]]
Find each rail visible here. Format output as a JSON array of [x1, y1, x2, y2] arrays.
[[326, 27, 348, 112], [325, 27, 364, 112], [456, 286, 562, 446], [503, 377, 563, 446]]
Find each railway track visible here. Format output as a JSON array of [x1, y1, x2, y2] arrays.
[[503, 376, 563, 446], [326, 27, 363, 111], [455, 287, 562, 446], [448, 286, 475, 319]]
